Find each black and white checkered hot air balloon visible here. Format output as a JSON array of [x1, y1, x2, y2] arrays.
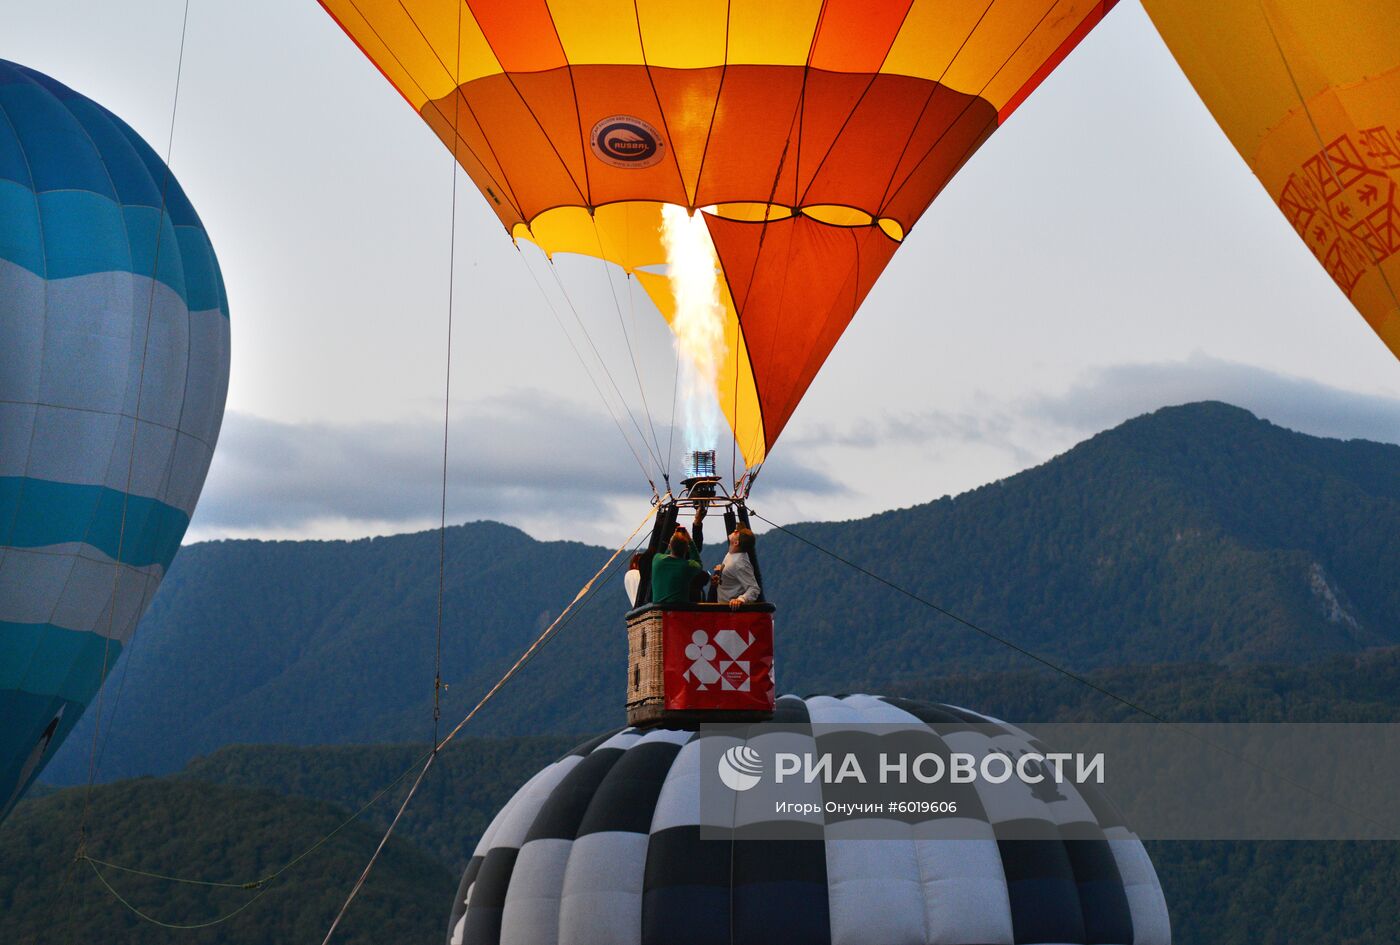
[[447, 694, 1170, 945]]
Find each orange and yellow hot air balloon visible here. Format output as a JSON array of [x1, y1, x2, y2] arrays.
[[319, 0, 1119, 476], [1144, 0, 1400, 358]]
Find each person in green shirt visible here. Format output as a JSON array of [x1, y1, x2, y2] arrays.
[[650, 528, 705, 604]]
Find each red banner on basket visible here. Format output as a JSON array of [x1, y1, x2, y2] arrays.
[[662, 609, 775, 711]]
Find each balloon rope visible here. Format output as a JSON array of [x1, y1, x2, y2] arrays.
[[84, 861, 276, 931], [669, 322, 681, 480], [448, 3, 643, 480], [730, 294, 739, 486], [76, 508, 652, 934], [516, 246, 657, 488], [542, 253, 663, 486], [68, 0, 192, 892], [71, 744, 434, 928], [42, 6, 196, 944], [319, 507, 656, 944], [589, 217, 667, 481], [431, 0, 465, 749], [81, 0, 193, 807]]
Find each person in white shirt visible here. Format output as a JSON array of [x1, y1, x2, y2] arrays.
[[710, 527, 761, 609], [623, 552, 643, 606]]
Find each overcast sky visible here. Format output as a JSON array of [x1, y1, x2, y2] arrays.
[[6, 1, 1400, 547]]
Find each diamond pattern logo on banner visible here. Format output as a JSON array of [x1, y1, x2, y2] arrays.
[[686, 629, 759, 690], [719, 660, 751, 691], [714, 628, 754, 660]]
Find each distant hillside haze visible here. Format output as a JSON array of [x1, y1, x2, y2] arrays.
[[43, 402, 1400, 783]]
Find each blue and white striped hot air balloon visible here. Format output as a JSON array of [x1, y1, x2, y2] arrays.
[[0, 59, 229, 818]]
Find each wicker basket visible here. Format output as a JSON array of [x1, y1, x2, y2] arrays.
[[626, 608, 667, 724], [624, 604, 776, 727]]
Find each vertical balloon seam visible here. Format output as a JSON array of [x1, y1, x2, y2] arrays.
[[314, 3, 1134, 466]]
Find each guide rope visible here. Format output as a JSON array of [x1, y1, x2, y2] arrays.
[[71, 509, 651, 934], [319, 507, 654, 944], [45, 5, 197, 943], [71, 745, 430, 929], [432, 0, 465, 749]]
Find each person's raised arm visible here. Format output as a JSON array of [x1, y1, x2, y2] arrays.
[[691, 508, 706, 557]]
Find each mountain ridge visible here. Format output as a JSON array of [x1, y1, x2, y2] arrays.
[[41, 401, 1400, 783]]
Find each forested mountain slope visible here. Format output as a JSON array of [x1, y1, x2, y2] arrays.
[[45, 402, 1400, 782], [0, 779, 451, 944], [12, 646, 1400, 944]]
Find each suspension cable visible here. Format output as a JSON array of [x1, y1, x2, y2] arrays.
[[84, 861, 274, 932], [588, 218, 667, 478], [750, 510, 1171, 720], [75, 509, 653, 935], [541, 252, 664, 484], [628, 270, 672, 486], [82, 0, 192, 816], [667, 319, 681, 478], [431, 0, 466, 748], [516, 246, 656, 490], [70, 743, 432, 930], [319, 508, 655, 944], [49, 7, 197, 941]]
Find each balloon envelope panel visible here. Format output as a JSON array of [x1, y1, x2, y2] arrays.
[[0, 59, 229, 817], [446, 694, 1170, 945], [1143, 0, 1400, 359], [319, 1, 1121, 468]]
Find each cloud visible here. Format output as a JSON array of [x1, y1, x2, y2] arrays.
[[1028, 354, 1400, 446], [186, 361, 1399, 546], [788, 355, 1400, 463], [764, 355, 1400, 523], [188, 389, 842, 545], [787, 404, 1038, 465]]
